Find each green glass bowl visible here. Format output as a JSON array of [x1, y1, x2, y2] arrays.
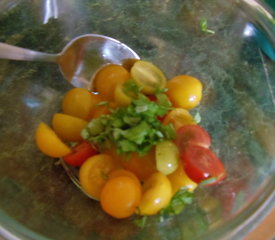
[[0, 0, 274, 239]]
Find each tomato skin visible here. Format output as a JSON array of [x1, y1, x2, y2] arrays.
[[79, 154, 119, 200], [52, 113, 88, 142], [168, 161, 198, 195], [62, 88, 101, 120], [109, 169, 140, 185], [100, 176, 142, 219], [163, 108, 195, 130], [138, 172, 172, 215], [63, 141, 97, 166], [35, 122, 71, 158], [121, 150, 157, 181], [175, 125, 211, 151], [155, 140, 179, 175], [93, 64, 130, 101], [166, 75, 202, 110], [180, 145, 226, 184], [130, 60, 166, 95]]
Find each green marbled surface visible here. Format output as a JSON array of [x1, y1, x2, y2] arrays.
[[0, 0, 274, 240]]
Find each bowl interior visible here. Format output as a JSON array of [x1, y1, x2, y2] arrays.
[[0, 0, 274, 240]]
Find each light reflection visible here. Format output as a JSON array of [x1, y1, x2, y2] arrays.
[[43, 0, 58, 24], [23, 97, 41, 109], [243, 23, 255, 37]]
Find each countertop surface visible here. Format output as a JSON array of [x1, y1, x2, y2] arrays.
[[245, 208, 275, 240]]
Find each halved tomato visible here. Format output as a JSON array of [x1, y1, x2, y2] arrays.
[[180, 145, 226, 184], [63, 141, 97, 166], [175, 125, 211, 151]]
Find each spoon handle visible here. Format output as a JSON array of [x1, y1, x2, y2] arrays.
[[0, 42, 58, 62]]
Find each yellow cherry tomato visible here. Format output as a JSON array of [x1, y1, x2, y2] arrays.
[[100, 176, 142, 219], [138, 172, 172, 215], [35, 122, 71, 158], [52, 113, 88, 142], [93, 64, 130, 101], [79, 154, 120, 200], [130, 60, 166, 95], [168, 161, 198, 195], [163, 108, 195, 130], [114, 83, 133, 107], [62, 88, 101, 120], [166, 75, 202, 110]]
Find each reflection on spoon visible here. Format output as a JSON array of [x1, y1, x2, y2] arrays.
[[0, 34, 140, 89]]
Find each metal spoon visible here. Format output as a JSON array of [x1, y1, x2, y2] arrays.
[[0, 34, 140, 90]]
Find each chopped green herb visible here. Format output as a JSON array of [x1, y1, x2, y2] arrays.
[[96, 101, 109, 106], [81, 83, 175, 155], [199, 19, 215, 34], [134, 215, 148, 228], [194, 112, 202, 124], [159, 188, 194, 220]]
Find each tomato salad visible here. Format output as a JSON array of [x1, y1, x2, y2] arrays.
[[35, 60, 226, 220]]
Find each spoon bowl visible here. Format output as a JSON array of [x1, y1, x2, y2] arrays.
[[0, 34, 140, 89]]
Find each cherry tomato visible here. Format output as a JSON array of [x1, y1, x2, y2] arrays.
[[109, 169, 140, 185], [166, 75, 202, 110], [100, 176, 142, 219], [121, 149, 156, 181], [156, 140, 179, 175], [163, 108, 195, 130], [114, 82, 132, 107], [138, 172, 172, 215], [79, 154, 120, 200], [180, 145, 226, 184], [35, 122, 71, 158], [63, 141, 97, 166], [175, 125, 211, 151], [52, 113, 88, 142], [93, 64, 130, 101], [130, 60, 166, 94], [168, 161, 198, 195], [90, 101, 118, 119], [62, 88, 102, 120]]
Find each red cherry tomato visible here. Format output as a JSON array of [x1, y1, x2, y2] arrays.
[[175, 125, 211, 151], [180, 145, 226, 184], [63, 141, 97, 166]]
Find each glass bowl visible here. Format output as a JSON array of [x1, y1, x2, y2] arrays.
[[0, 0, 274, 239]]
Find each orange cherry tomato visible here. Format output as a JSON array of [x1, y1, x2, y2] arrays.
[[100, 176, 142, 219], [90, 102, 117, 119], [52, 113, 88, 142], [62, 88, 102, 120], [109, 169, 140, 185], [93, 64, 130, 101], [121, 149, 156, 181], [166, 75, 202, 110], [163, 108, 195, 130], [168, 161, 198, 195], [35, 122, 71, 158], [79, 154, 120, 200]]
